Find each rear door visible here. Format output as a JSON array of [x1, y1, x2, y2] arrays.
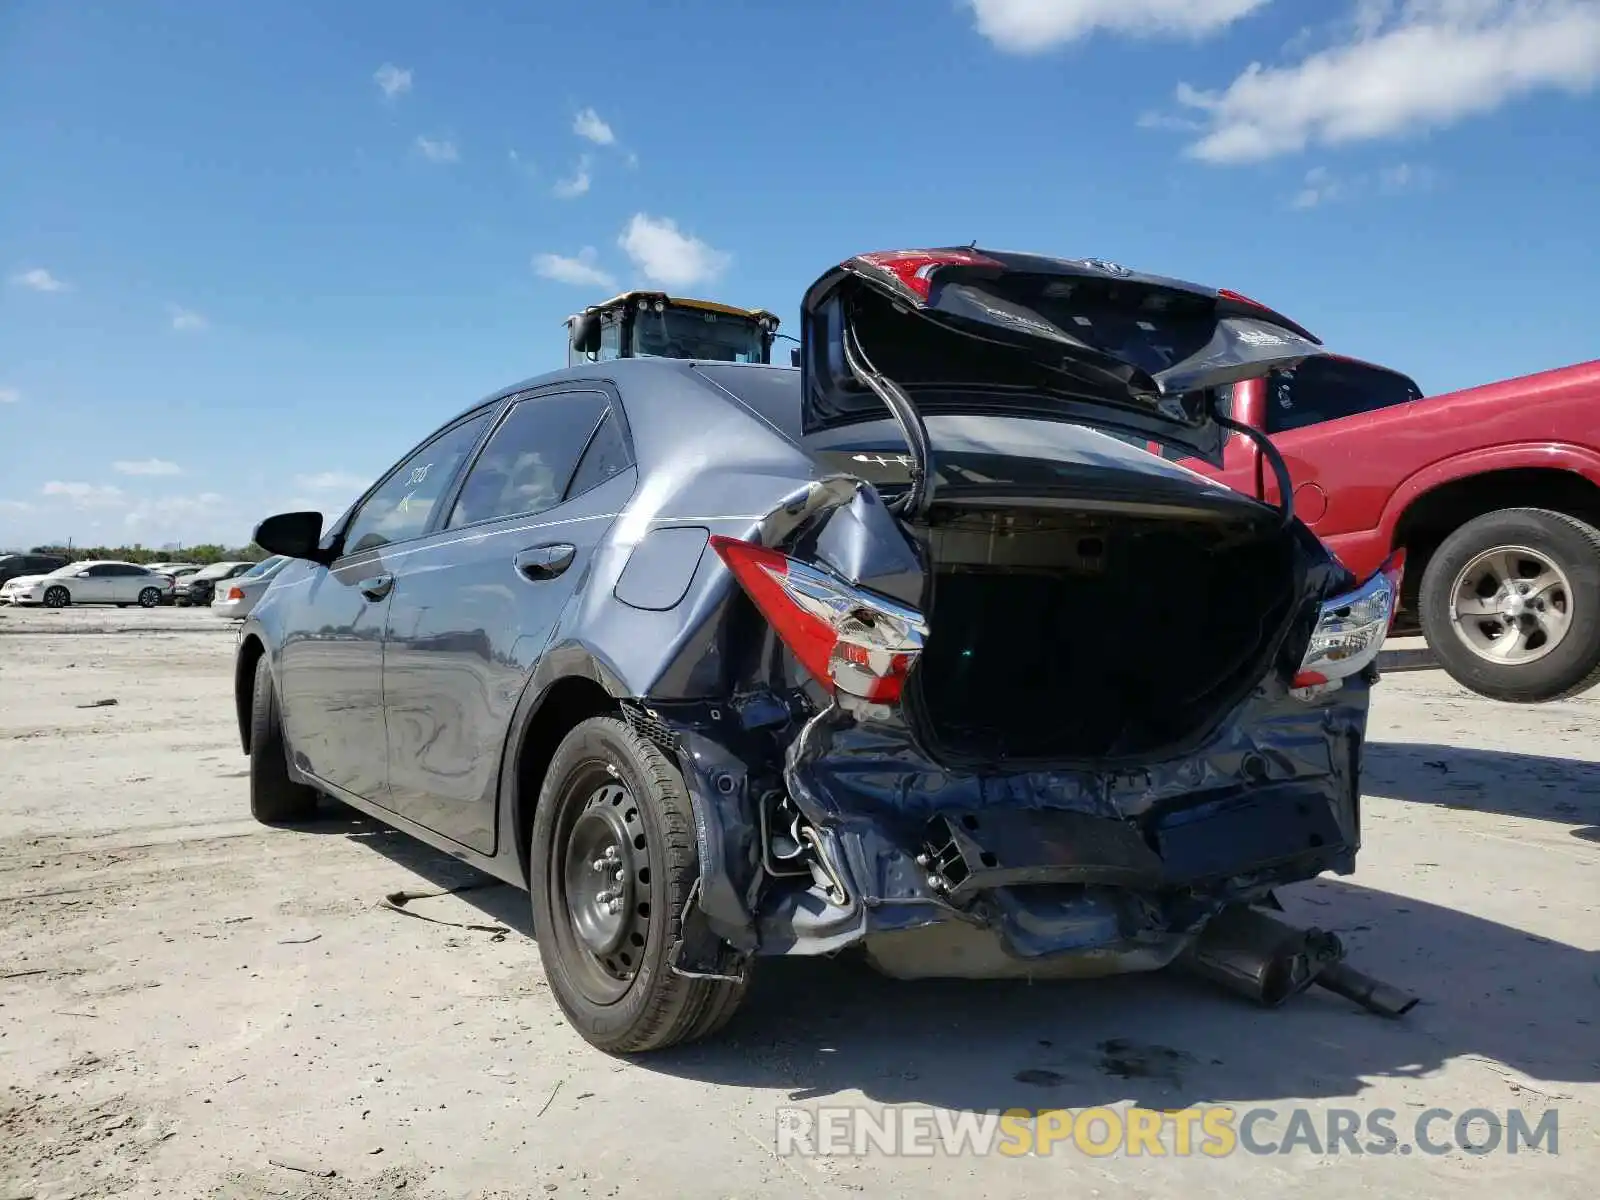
[[381, 384, 635, 852]]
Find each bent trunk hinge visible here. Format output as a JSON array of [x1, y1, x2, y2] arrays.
[[841, 309, 937, 521], [1217, 411, 1296, 528]]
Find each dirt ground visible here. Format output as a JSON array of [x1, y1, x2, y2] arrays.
[[1, 605, 1596, 1199]]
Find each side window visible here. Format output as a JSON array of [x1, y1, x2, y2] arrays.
[[565, 409, 632, 500], [1265, 359, 1423, 434], [598, 317, 623, 362], [446, 391, 611, 529], [342, 411, 493, 555], [85, 564, 117, 577]]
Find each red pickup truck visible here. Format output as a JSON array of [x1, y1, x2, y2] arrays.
[[1162, 356, 1600, 703]]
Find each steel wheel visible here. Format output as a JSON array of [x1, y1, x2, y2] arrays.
[[552, 773, 652, 1006], [1448, 544, 1572, 666]]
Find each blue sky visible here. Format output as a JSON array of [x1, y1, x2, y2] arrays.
[[2, 0, 1597, 549]]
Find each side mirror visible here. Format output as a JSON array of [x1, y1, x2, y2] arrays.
[[568, 313, 601, 357], [254, 511, 333, 565]]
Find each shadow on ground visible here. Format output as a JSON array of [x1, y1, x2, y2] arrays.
[[327, 790, 1598, 1115], [1365, 742, 1600, 838]]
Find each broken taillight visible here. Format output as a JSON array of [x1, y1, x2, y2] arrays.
[[1291, 550, 1406, 697], [846, 249, 1004, 303], [709, 536, 928, 705]]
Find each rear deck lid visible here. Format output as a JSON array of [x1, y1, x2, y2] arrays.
[[799, 248, 1327, 463]]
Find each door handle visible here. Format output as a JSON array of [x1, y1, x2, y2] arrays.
[[515, 543, 576, 581], [358, 573, 394, 601]]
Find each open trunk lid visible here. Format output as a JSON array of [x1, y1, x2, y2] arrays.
[[799, 248, 1326, 467]]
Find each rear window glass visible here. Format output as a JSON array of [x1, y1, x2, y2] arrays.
[[1265, 358, 1422, 433]]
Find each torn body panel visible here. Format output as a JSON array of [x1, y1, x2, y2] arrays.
[[643, 470, 1371, 984]]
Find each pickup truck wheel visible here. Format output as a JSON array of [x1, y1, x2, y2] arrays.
[[530, 715, 748, 1054], [1419, 507, 1600, 702], [248, 655, 319, 824]]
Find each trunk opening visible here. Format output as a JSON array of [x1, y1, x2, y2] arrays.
[[904, 502, 1300, 764]]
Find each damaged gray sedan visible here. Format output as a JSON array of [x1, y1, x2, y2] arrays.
[[240, 248, 1411, 1053]]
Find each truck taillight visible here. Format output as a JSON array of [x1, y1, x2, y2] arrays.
[[709, 535, 927, 704], [1291, 551, 1405, 698]]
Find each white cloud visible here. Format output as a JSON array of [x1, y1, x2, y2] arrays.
[[1289, 160, 1437, 208], [1177, 0, 1600, 163], [553, 156, 593, 198], [294, 471, 368, 493], [123, 492, 227, 531], [617, 214, 731, 289], [573, 107, 616, 145], [113, 458, 183, 477], [0, 499, 33, 513], [374, 63, 413, 99], [966, 0, 1270, 51], [42, 481, 124, 508], [11, 267, 69, 293], [169, 306, 208, 332], [415, 135, 459, 163], [0, 386, 19, 404], [533, 248, 617, 289]]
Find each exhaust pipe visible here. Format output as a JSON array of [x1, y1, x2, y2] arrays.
[[1181, 905, 1419, 1018], [1181, 905, 1344, 1007], [1313, 961, 1420, 1017]]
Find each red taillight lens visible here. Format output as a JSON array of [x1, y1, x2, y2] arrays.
[[225, 587, 244, 601], [709, 535, 928, 705], [847, 249, 1004, 302], [1217, 287, 1271, 311]]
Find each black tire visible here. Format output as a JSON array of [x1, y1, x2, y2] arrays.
[[248, 655, 319, 824], [137, 588, 161, 608], [1418, 507, 1600, 702], [529, 715, 748, 1054], [43, 586, 70, 609]]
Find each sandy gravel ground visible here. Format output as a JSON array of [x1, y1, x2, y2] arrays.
[[1, 605, 1595, 1198]]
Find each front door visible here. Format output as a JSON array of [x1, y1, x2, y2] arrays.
[[274, 409, 495, 803], [381, 386, 635, 852]]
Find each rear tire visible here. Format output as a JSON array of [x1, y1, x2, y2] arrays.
[[248, 655, 319, 824], [43, 586, 70, 609], [1418, 507, 1600, 702], [529, 715, 748, 1054]]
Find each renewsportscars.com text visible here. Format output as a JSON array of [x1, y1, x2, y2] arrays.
[[775, 1104, 1559, 1159]]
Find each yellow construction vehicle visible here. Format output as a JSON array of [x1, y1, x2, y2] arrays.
[[565, 291, 786, 366]]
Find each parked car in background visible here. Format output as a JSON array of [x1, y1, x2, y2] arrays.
[[0, 552, 70, 587], [145, 562, 203, 605], [0, 560, 175, 608], [238, 247, 1403, 1054], [210, 556, 289, 620], [174, 561, 255, 607], [1157, 356, 1600, 702]]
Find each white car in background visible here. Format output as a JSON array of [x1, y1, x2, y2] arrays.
[[209, 555, 290, 620], [0, 560, 175, 608]]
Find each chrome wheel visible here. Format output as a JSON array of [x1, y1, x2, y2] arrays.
[[1448, 544, 1572, 665], [556, 778, 651, 1004]]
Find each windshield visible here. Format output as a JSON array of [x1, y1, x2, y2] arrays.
[[632, 307, 766, 363], [194, 563, 238, 580], [242, 556, 287, 578]]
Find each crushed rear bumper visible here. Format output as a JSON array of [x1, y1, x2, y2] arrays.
[[654, 681, 1368, 980]]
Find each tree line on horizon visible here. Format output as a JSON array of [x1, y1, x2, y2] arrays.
[[13, 542, 270, 566]]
